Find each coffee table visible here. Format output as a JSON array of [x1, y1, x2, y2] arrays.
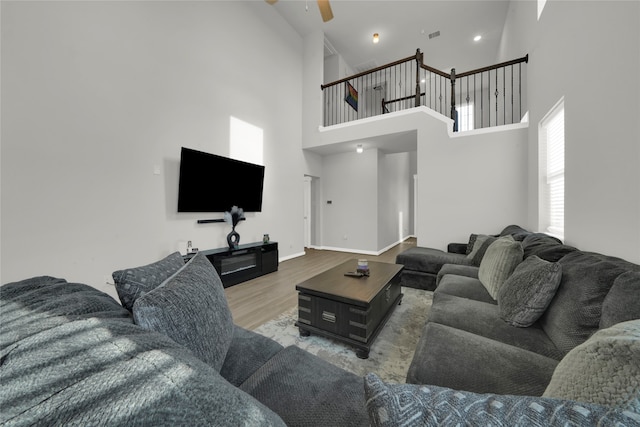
[[295, 259, 403, 359]]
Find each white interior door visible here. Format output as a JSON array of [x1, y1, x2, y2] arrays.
[[303, 176, 312, 248]]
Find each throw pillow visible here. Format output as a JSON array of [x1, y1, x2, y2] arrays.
[[132, 252, 234, 372], [600, 271, 640, 329], [112, 251, 185, 311], [478, 236, 523, 300], [543, 319, 640, 413], [363, 373, 635, 427], [465, 234, 478, 255], [466, 234, 498, 266], [497, 256, 563, 327]]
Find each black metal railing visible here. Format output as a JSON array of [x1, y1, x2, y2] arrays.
[[451, 55, 529, 131], [321, 49, 528, 131]]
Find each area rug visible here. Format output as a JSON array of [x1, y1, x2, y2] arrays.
[[253, 287, 433, 383]]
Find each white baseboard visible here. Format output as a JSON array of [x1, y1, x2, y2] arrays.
[[279, 251, 306, 263]]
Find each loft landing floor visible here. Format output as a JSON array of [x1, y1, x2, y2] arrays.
[[224, 238, 417, 330]]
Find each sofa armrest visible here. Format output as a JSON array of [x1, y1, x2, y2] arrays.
[[447, 242, 467, 254], [365, 373, 634, 427]]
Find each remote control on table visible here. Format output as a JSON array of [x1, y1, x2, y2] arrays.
[[344, 271, 364, 277]]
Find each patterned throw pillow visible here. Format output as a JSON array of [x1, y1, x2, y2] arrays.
[[478, 236, 523, 299], [363, 373, 637, 427], [465, 234, 478, 255], [543, 319, 640, 413], [112, 251, 185, 311], [132, 252, 234, 372], [497, 256, 563, 327]]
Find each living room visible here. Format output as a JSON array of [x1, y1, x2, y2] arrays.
[[2, 1, 639, 425], [2, 1, 639, 299]]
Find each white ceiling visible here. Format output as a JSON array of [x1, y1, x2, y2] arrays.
[[267, 0, 511, 75], [265, 0, 512, 156], [309, 130, 418, 156]]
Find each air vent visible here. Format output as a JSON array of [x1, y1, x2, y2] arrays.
[[428, 30, 441, 40]]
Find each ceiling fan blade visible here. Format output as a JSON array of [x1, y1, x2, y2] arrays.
[[317, 0, 333, 22], [265, 0, 278, 5]]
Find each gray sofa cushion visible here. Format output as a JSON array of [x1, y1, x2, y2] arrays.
[[365, 373, 636, 427], [240, 345, 369, 427], [600, 271, 640, 329], [0, 277, 132, 349], [427, 292, 564, 359], [133, 252, 234, 372], [498, 224, 532, 241], [406, 322, 559, 396], [435, 274, 495, 304], [0, 317, 285, 426], [498, 256, 562, 327], [396, 247, 470, 274], [544, 319, 640, 413], [112, 251, 185, 311], [539, 251, 640, 354], [220, 325, 284, 387], [399, 269, 438, 291], [522, 233, 576, 262], [478, 236, 524, 299], [435, 263, 479, 287]]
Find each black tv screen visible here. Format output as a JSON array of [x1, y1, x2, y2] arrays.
[[177, 147, 265, 212]]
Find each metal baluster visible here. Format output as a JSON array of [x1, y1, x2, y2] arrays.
[[519, 63, 522, 121], [511, 65, 514, 124], [481, 72, 483, 128], [495, 68, 499, 126], [503, 67, 506, 125]]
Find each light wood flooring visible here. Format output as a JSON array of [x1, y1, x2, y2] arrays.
[[224, 238, 417, 330]]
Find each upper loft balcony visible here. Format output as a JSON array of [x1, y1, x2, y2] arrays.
[[321, 49, 528, 133]]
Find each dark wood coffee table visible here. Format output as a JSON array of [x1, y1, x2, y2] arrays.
[[295, 259, 403, 359]]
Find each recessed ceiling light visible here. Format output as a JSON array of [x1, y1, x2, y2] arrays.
[[356, 144, 363, 153], [474, 35, 482, 42]]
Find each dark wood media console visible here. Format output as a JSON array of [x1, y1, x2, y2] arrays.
[[184, 241, 278, 288]]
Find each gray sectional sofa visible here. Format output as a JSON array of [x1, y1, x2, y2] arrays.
[[2, 225, 639, 426], [1, 253, 369, 426], [393, 225, 640, 423]]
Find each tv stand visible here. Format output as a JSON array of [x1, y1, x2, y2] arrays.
[[183, 241, 278, 288]]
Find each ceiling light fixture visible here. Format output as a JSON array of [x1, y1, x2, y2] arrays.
[[373, 33, 379, 44], [474, 35, 482, 42], [356, 144, 363, 153]]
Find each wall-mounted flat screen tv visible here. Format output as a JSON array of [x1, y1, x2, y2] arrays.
[[177, 147, 265, 212]]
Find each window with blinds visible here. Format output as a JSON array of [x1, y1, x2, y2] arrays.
[[539, 99, 565, 239]]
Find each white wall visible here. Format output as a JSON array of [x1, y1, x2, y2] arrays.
[[419, 123, 529, 248], [1, 1, 305, 297], [313, 108, 529, 251], [499, 0, 640, 263], [378, 152, 412, 248], [321, 148, 379, 251]]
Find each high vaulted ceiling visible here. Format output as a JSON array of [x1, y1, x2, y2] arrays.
[[266, 0, 511, 77]]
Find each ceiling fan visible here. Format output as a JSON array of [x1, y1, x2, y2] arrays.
[[265, 0, 334, 23]]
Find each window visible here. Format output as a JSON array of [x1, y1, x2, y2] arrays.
[[538, 0, 547, 20], [230, 116, 263, 165], [539, 99, 564, 239], [458, 103, 474, 132]]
